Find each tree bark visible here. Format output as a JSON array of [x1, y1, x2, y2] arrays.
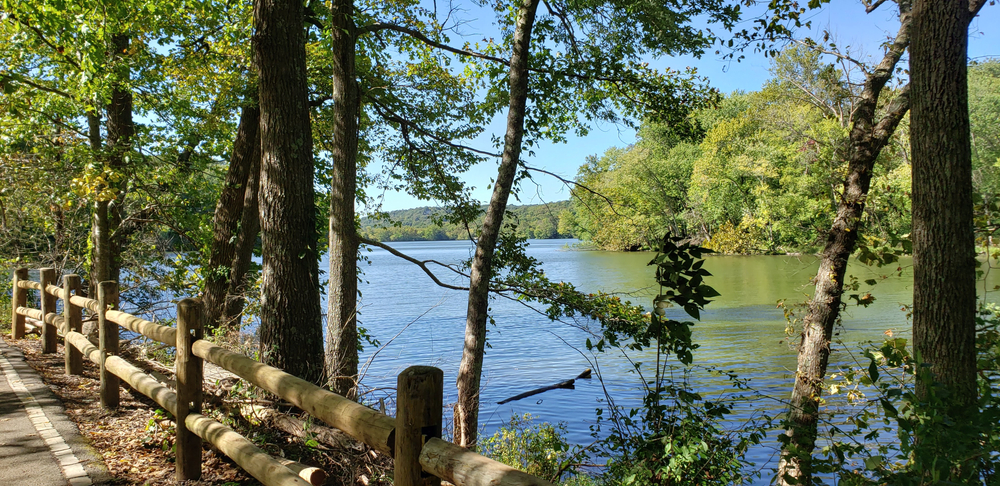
[[454, 0, 540, 448], [89, 35, 132, 302], [776, 8, 912, 484], [106, 34, 133, 290], [910, 0, 979, 412], [222, 129, 263, 330], [203, 105, 262, 330], [325, 0, 361, 399], [254, 0, 325, 383], [87, 109, 107, 297]]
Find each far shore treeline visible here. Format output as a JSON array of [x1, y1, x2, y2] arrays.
[[360, 201, 575, 242]]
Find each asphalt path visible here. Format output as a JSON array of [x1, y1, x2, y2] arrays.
[[0, 336, 109, 485]]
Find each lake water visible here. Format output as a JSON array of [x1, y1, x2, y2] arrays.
[[347, 238, 1000, 482]]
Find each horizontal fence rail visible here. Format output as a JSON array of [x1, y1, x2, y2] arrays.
[[9, 267, 555, 486]]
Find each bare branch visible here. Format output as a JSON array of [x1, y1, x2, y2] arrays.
[[359, 236, 470, 291], [4, 75, 73, 99], [865, 0, 891, 14], [793, 39, 869, 74], [521, 164, 622, 216], [369, 100, 501, 158], [853, 6, 911, 119], [361, 22, 511, 66]]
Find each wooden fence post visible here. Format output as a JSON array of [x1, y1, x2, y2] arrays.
[[176, 298, 204, 481], [99, 281, 119, 409], [11, 268, 27, 339], [395, 366, 443, 486], [40, 268, 57, 353], [63, 274, 83, 375]]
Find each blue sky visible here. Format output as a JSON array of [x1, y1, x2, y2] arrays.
[[368, 1, 1000, 212]]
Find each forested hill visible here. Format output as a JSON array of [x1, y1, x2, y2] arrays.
[[360, 201, 574, 242]]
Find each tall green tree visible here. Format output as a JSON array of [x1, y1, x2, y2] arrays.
[[909, 0, 987, 421], [202, 103, 261, 330], [455, 0, 541, 447], [325, 0, 362, 399], [253, 0, 324, 382], [1, 0, 252, 316], [453, 0, 740, 447], [318, 0, 502, 398], [775, 9, 914, 481], [567, 125, 700, 251]]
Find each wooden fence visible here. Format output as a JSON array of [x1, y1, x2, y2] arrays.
[[9, 267, 554, 486]]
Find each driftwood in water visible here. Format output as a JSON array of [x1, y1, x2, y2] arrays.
[[498, 369, 592, 405]]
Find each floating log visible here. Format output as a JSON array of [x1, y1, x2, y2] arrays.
[[497, 369, 592, 405]]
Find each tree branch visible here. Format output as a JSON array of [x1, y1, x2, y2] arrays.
[[865, 0, 890, 14], [12, 16, 82, 70], [520, 164, 621, 216], [361, 21, 622, 84], [969, 0, 989, 18], [369, 100, 501, 158], [542, 0, 581, 57], [4, 74, 73, 99], [871, 83, 910, 151], [793, 38, 869, 74], [358, 236, 470, 291], [361, 22, 511, 66]]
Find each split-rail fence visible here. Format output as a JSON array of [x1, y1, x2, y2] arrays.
[[9, 267, 553, 486]]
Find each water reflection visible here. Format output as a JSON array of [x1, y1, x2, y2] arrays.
[[342, 240, 998, 482]]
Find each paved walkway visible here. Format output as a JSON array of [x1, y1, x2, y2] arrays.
[[0, 337, 110, 486]]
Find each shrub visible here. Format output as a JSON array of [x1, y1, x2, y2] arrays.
[[479, 414, 595, 484]]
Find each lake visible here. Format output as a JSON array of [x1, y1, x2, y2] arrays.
[[346, 238, 1000, 482]]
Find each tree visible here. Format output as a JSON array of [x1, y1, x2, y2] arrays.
[[454, 0, 541, 448], [774, 10, 914, 481], [202, 104, 261, 330], [910, 0, 987, 417], [568, 125, 700, 251], [453, 0, 740, 447], [92, 33, 134, 303], [970, 61, 1000, 234], [253, 0, 325, 382], [314, 0, 493, 399], [1, 0, 253, 317], [325, 0, 361, 399]]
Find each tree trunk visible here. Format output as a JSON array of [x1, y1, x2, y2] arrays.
[[254, 0, 325, 383], [203, 105, 262, 330], [87, 110, 107, 298], [89, 34, 132, 302], [454, 0, 540, 448], [910, 0, 978, 412], [222, 126, 263, 330], [776, 8, 912, 484], [325, 0, 361, 399]]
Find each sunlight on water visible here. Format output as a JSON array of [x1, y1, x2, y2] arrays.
[[331, 240, 1000, 482]]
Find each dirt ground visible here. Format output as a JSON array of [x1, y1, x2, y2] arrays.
[[5, 335, 390, 486]]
